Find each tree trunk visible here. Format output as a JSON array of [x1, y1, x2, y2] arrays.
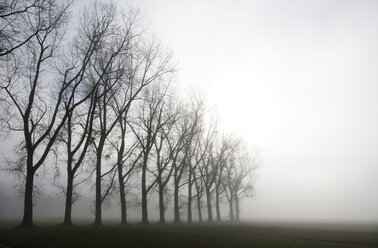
[[215, 186, 221, 222], [187, 170, 192, 223], [197, 194, 202, 222], [141, 157, 148, 224], [229, 192, 234, 221], [158, 183, 165, 223], [21, 162, 34, 226], [235, 194, 240, 221], [118, 165, 127, 225], [206, 187, 212, 222], [173, 180, 180, 223], [94, 141, 104, 226], [63, 170, 74, 225]]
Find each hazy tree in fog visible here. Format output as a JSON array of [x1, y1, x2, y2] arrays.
[[186, 120, 210, 223], [198, 122, 218, 222], [232, 149, 257, 221], [88, 4, 173, 224], [0, 0, 86, 226], [113, 111, 142, 225], [129, 84, 175, 224], [55, 3, 122, 225], [223, 144, 257, 221], [153, 96, 179, 223], [213, 135, 239, 222], [171, 98, 203, 223], [193, 164, 205, 222]]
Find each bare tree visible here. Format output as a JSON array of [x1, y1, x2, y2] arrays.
[[87, 4, 173, 224], [232, 148, 257, 221], [0, 0, 64, 57], [171, 98, 203, 223], [153, 96, 178, 223], [53, 2, 123, 225], [198, 121, 218, 222], [113, 111, 141, 225], [128, 84, 175, 224], [0, 0, 92, 226], [186, 120, 210, 223], [213, 134, 239, 222], [223, 143, 257, 221]]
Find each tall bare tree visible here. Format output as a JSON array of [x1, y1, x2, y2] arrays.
[[54, 2, 123, 225], [129, 84, 175, 224], [0, 0, 60, 57], [0, 0, 92, 226], [153, 97, 178, 223], [213, 134, 239, 222], [87, 4, 173, 224], [171, 98, 203, 223]]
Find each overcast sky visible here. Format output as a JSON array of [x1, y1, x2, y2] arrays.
[[1, 0, 378, 223], [123, 0, 378, 223]]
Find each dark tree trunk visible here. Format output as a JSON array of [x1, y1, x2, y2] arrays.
[[205, 187, 212, 222], [94, 140, 104, 226], [158, 183, 165, 223], [63, 169, 74, 225], [215, 186, 221, 222], [187, 170, 192, 223], [235, 194, 240, 221], [197, 194, 202, 222], [117, 130, 127, 225], [173, 180, 180, 223], [118, 165, 127, 225], [141, 157, 148, 224], [21, 161, 34, 226], [229, 192, 234, 221]]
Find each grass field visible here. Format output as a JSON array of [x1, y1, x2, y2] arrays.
[[0, 220, 377, 248]]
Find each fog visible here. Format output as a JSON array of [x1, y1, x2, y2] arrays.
[[1, 0, 378, 224]]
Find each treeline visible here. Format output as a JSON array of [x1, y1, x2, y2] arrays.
[[0, 0, 257, 226]]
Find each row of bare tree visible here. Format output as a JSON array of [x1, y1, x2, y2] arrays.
[[0, 0, 257, 227]]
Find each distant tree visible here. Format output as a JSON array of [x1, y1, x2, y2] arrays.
[[153, 96, 179, 223], [198, 121, 217, 222], [129, 84, 175, 224], [233, 149, 257, 221], [223, 144, 257, 221], [171, 99, 203, 223], [86, 2, 172, 225], [213, 134, 238, 222], [186, 119, 210, 223]]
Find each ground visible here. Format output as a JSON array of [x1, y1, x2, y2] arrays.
[[0, 220, 377, 248]]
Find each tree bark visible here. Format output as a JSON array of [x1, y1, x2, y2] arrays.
[[215, 186, 221, 222], [197, 195, 202, 222], [173, 180, 180, 223], [21, 161, 34, 226], [141, 156, 148, 224], [118, 165, 127, 225], [94, 139, 104, 225], [229, 192, 234, 221], [187, 169, 192, 223], [158, 183, 165, 223], [117, 125, 127, 225], [205, 187, 212, 222], [63, 169, 74, 225], [235, 194, 240, 221]]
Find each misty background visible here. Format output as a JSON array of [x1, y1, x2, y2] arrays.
[[1, 0, 378, 223]]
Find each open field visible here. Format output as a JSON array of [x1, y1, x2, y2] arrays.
[[0, 220, 377, 248]]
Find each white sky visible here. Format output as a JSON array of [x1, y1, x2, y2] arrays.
[[123, 0, 378, 222]]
